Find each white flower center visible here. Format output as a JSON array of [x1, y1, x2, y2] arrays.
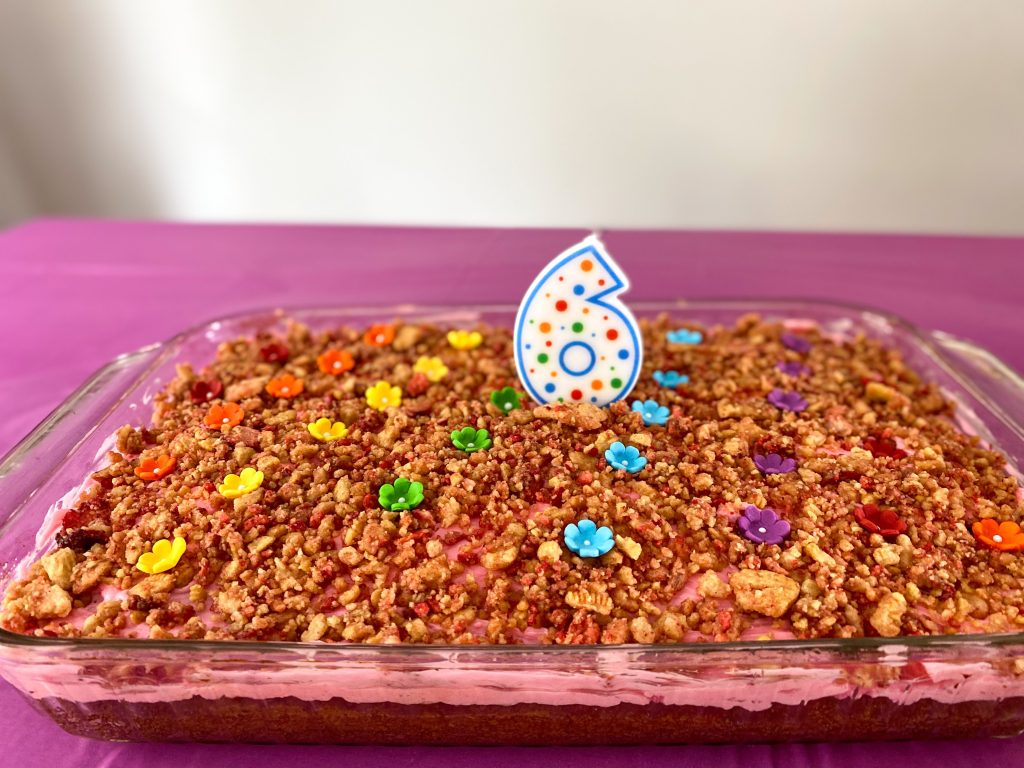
[[758, 527, 767, 534], [381, 397, 389, 404], [398, 497, 406, 503], [376, 334, 385, 343], [333, 361, 341, 369], [583, 539, 591, 546], [222, 417, 229, 423], [281, 388, 289, 395], [994, 534, 1003, 543]]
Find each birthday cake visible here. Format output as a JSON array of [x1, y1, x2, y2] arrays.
[[3, 302, 1023, 645]]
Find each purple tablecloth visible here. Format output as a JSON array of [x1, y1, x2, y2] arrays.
[[1, 219, 1022, 767]]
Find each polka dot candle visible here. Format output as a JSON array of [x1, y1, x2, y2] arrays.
[[513, 235, 643, 406]]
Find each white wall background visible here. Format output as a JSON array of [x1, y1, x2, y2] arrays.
[[0, 1, 1022, 233]]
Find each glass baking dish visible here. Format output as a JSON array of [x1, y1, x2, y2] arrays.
[[2, 299, 1024, 745]]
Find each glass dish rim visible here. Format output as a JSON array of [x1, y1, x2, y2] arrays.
[[3, 296, 1024, 658]]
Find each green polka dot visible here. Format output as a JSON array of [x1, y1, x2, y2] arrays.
[[571, 322, 584, 333], [537, 353, 549, 363], [611, 377, 622, 388]]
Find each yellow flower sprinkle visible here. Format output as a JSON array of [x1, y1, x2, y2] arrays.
[[136, 536, 187, 574], [218, 467, 265, 499], [447, 330, 483, 350], [307, 417, 349, 442], [413, 355, 449, 383], [366, 380, 402, 411]]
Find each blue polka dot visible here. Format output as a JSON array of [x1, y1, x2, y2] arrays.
[[544, 382, 556, 394], [618, 349, 629, 360], [525, 344, 532, 350], [591, 396, 598, 403], [573, 284, 585, 296]]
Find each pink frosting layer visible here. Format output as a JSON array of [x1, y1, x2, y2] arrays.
[[4, 650, 1023, 710]]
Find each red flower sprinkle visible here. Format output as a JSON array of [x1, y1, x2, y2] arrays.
[[863, 436, 908, 460], [260, 342, 290, 363], [854, 504, 907, 537], [189, 379, 223, 404]]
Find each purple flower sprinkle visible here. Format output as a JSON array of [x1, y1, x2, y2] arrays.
[[777, 361, 810, 377], [768, 389, 808, 413], [754, 453, 797, 475], [738, 505, 791, 545], [781, 332, 812, 354]]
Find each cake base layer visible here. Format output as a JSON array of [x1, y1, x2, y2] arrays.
[[29, 694, 1024, 744]]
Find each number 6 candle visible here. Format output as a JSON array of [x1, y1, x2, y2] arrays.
[[514, 235, 643, 406]]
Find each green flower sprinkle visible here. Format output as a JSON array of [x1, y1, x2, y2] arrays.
[[378, 477, 424, 512], [451, 426, 492, 452], [490, 387, 522, 412]]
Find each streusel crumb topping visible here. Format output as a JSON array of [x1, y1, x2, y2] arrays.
[[3, 314, 1023, 645]]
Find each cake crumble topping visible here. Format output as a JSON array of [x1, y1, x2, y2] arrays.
[[3, 314, 1023, 645]]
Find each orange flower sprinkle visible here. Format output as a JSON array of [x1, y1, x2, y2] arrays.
[[135, 454, 176, 481], [266, 374, 304, 399], [972, 519, 1024, 552], [317, 349, 355, 376], [364, 324, 396, 347], [204, 402, 244, 429]]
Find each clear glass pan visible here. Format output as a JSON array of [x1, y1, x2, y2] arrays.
[[2, 299, 1024, 744]]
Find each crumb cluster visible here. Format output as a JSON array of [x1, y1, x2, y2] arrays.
[[3, 314, 1023, 645]]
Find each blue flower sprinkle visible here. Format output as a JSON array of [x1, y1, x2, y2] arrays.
[[653, 370, 689, 388], [632, 399, 670, 426], [563, 519, 614, 558], [604, 441, 648, 473], [666, 328, 703, 345]]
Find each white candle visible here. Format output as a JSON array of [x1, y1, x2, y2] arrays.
[[513, 235, 643, 407]]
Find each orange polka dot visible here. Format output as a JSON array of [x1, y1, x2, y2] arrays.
[[581, 260, 593, 272], [551, 371, 558, 377], [582, 307, 589, 314], [598, 278, 605, 286], [539, 322, 551, 333], [591, 380, 603, 390]]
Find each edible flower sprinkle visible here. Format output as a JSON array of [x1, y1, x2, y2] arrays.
[[563, 519, 614, 558], [204, 402, 244, 429], [259, 343, 290, 363], [189, 379, 223, 404], [136, 536, 187, 574], [632, 399, 670, 426], [307, 418, 348, 442], [854, 504, 907, 538], [364, 324, 396, 347], [666, 328, 703, 345], [447, 330, 483, 350], [451, 427, 492, 452], [135, 455, 176, 481], [753, 453, 797, 475], [218, 467, 265, 499], [604, 441, 647, 473], [366, 381, 402, 411], [652, 370, 689, 388], [972, 519, 1024, 552], [317, 349, 355, 376], [490, 387, 521, 412], [379, 478, 424, 512], [414, 356, 449, 383], [738, 506, 790, 545], [266, 374, 304, 399], [767, 389, 808, 413]]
